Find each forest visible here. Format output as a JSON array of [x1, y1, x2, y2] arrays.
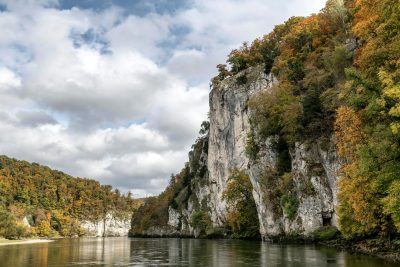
[[132, 0, 400, 241], [0, 155, 136, 239], [217, 0, 400, 239]]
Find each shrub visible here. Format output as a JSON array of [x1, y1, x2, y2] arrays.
[[259, 168, 283, 220], [34, 220, 55, 237], [245, 129, 259, 161], [280, 193, 299, 221], [313, 226, 340, 241], [248, 83, 302, 146], [190, 210, 212, 236], [236, 75, 248, 85], [52, 211, 84, 237], [0, 208, 30, 239]]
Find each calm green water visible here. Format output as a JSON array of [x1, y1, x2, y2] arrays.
[[0, 237, 397, 267]]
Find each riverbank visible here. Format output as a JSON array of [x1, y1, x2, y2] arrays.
[[260, 234, 400, 262], [320, 238, 400, 263], [0, 238, 54, 246]]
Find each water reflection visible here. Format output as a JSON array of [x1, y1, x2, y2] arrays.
[[0, 237, 397, 267]]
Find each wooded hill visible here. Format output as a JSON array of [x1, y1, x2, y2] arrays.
[[0, 155, 137, 239]]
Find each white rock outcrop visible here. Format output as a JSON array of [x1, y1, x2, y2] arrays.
[[206, 66, 341, 239], [206, 65, 273, 225], [81, 213, 131, 237], [154, 65, 341, 239], [168, 207, 181, 228]]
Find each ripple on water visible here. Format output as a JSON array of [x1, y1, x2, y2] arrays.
[[0, 237, 398, 267]]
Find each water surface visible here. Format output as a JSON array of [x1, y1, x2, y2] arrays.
[[0, 237, 397, 267]]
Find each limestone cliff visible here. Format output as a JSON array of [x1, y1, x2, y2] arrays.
[[81, 213, 131, 237], [206, 65, 272, 225], [249, 138, 340, 239], [20, 213, 132, 237], [131, 65, 341, 239], [205, 65, 340, 239]]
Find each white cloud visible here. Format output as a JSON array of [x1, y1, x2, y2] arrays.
[[106, 13, 172, 60], [164, 0, 327, 85], [0, 67, 21, 90], [0, 0, 327, 197]]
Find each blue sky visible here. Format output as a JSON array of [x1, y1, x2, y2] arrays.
[[0, 0, 327, 197]]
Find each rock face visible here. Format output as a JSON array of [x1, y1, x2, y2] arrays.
[[131, 65, 341, 239], [249, 139, 340, 239], [205, 66, 341, 239], [206, 65, 273, 225], [81, 213, 131, 237], [169, 133, 212, 237]]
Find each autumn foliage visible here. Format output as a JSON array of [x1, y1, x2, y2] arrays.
[[130, 0, 400, 240], [333, 0, 400, 238], [0, 155, 136, 238], [223, 169, 260, 239], [213, 0, 400, 239]]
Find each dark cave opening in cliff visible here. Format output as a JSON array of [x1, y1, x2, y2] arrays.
[[276, 136, 292, 175], [323, 217, 332, 226]]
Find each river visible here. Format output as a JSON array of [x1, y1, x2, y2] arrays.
[[0, 237, 397, 266]]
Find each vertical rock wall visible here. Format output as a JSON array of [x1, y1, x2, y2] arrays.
[[206, 65, 272, 225], [201, 65, 340, 239], [139, 64, 341, 239]]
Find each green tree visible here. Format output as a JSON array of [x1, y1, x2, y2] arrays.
[[190, 210, 212, 236], [223, 169, 260, 239], [0, 208, 17, 239]]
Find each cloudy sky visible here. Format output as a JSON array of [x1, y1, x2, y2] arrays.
[[0, 0, 327, 197]]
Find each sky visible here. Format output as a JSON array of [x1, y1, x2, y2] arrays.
[[0, 0, 327, 197]]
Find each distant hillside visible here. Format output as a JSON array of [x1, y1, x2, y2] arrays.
[[0, 155, 138, 239]]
